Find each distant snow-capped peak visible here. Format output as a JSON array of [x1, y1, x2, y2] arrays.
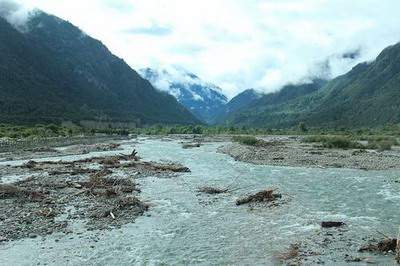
[[138, 66, 227, 123], [139, 66, 227, 103]]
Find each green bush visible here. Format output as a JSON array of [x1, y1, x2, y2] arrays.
[[366, 140, 395, 151], [303, 135, 362, 149], [232, 136, 259, 146]]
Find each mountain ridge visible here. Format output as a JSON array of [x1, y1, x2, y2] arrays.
[[220, 42, 400, 128], [0, 11, 200, 126]]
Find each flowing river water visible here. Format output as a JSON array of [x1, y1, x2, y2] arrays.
[[1, 138, 400, 265]]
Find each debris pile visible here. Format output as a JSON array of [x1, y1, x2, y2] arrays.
[[275, 244, 300, 262], [359, 238, 398, 253], [236, 189, 282, 206], [1, 148, 190, 242]]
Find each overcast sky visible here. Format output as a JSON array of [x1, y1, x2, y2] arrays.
[[7, 0, 400, 97]]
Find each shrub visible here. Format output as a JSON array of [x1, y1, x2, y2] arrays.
[[366, 140, 395, 151], [298, 122, 308, 132], [303, 135, 328, 143], [303, 135, 362, 149], [232, 136, 259, 146], [322, 136, 360, 149]]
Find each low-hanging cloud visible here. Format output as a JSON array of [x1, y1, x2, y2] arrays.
[[0, 0, 36, 30], [4, 0, 400, 98]]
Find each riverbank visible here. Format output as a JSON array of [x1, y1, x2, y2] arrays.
[[218, 135, 400, 170]]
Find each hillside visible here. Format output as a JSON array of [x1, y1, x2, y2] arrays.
[[222, 79, 327, 127], [0, 12, 199, 126], [139, 67, 227, 123], [223, 42, 400, 128], [213, 89, 262, 124]]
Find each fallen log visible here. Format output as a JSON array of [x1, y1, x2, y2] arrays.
[[197, 186, 228, 194], [182, 143, 201, 149], [152, 163, 190, 173], [321, 221, 346, 228]]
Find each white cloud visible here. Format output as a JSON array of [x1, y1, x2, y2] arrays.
[[4, 0, 400, 98]]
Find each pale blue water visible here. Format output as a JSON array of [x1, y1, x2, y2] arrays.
[[0, 138, 399, 265]]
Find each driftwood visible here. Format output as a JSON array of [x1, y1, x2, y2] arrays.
[[130, 149, 139, 160], [236, 189, 281, 205], [197, 186, 228, 194], [396, 226, 400, 263], [23, 160, 37, 169], [321, 221, 346, 228], [359, 238, 398, 253], [275, 244, 300, 262], [182, 143, 201, 149], [0, 184, 46, 201], [152, 163, 190, 173], [48, 168, 97, 176]]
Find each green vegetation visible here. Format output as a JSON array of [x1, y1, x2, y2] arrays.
[[298, 122, 308, 132], [1, 123, 399, 154], [0, 124, 130, 139], [232, 136, 259, 146], [304, 134, 399, 150], [366, 140, 397, 151], [304, 135, 363, 149]]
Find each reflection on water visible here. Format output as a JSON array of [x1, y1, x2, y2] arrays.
[[1, 139, 399, 265]]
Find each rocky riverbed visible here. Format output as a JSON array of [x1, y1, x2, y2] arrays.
[[0, 139, 189, 243], [219, 136, 400, 170]]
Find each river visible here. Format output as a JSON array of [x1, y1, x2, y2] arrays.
[[1, 138, 399, 265]]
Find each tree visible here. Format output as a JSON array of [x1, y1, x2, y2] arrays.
[[298, 122, 308, 132]]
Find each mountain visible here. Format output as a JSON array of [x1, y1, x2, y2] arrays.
[[300, 43, 400, 127], [139, 67, 227, 123], [214, 89, 262, 124], [223, 42, 400, 129], [221, 79, 328, 127], [0, 11, 199, 126], [225, 89, 263, 114]]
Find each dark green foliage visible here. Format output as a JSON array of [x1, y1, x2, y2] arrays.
[[0, 13, 199, 125]]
